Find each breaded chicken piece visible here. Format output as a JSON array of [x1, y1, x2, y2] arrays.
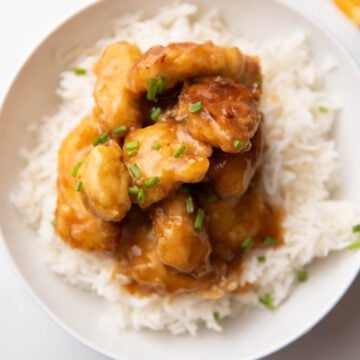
[[94, 41, 143, 131], [55, 116, 121, 252], [117, 210, 217, 295], [123, 120, 212, 208], [203, 185, 281, 261], [207, 127, 264, 198], [128, 41, 261, 94], [78, 140, 131, 222], [177, 76, 261, 153], [152, 193, 211, 274]]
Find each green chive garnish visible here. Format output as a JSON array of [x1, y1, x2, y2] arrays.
[[189, 101, 203, 113], [257, 255, 266, 263], [205, 194, 218, 203], [74, 67, 86, 76], [194, 208, 205, 231], [233, 139, 244, 150], [74, 181, 83, 192], [137, 187, 145, 205], [241, 236, 254, 252], [297, 270, 308, 282], [157, 76, 166, 94], [126, 141, 140, 155], [185, 196, 195, 214], [255, 76, 263, 85], [126, 141, 140, 156], [147, 79, 157, 101], [263, 237, 277, 245], [93, 133, 108, 146], [178, 185, 190, 194], [113, 125, 128, 135], [144, 177, 160, 189], [213, 311, 220, 321], [348, 240, 360, 250], [150, 107, 163, 122], [259, 294, 274, 310], [71, 161, 83, 178], [318, 106, 328, 113], [51, 218, 57, 227], [352, 224, 360, 233], [128, 186, 140, 195], [151, 142, 162, 150], [174, 145, 185, 158], [147, 77, 166, 101], [130, 164, 141, 178]]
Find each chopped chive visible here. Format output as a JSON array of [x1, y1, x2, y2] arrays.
[[144, 177, 160, 189], [71, 161, 83, 178], [130, 164, 141, 178], [157, 76, 166, 94], [318, 106, 328, 113], [151, 142, 162, 150], [178, 185, 190, 194], [185, 196, 195, 214], [128, 186, 140, 195], [189, 101, 203, 113], [255, 76, 263, 85], [137, 187, 145, 205], [257, 255, 266, 263], [113, 125, 128, 135], [233, 139, 244, 150], [259, 293, 274, 310], [74, 67, 86, 76], [241, 236, 254, 252], [51, 218, 57, 227], [297, 270, 308, 282], [127, 149, 138, 157], [147, 77, 166, 101], [74, 181, 83, 192], [150, 107, 163, 122], [213, 311, 220, 321], [126, 141, 140, 153], [348, 240, 360, 250], [352, 224, 360, 233], [93, 133, 108, 146], [147, 79, 157, 101], [174, 144, 186, 158], [263, 237, 277, 245], [205, 193, 218, 203], [194, 208, 205, 231]]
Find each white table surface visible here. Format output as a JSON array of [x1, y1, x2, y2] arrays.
[[0, 0, 359, 359]]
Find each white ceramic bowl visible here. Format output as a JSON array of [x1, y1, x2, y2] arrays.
[[0, 0, 359, 359]]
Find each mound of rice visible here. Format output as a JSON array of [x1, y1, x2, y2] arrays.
[[11, 3, 359, 335]]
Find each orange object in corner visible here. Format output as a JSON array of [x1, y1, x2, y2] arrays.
[[334, 0, 360, 26]]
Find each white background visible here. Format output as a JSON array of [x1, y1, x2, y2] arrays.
[[0, 0, 359, 359]]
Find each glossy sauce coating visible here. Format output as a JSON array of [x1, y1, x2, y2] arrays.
[[128, 41, 260, 93], [207, 126, 264, 198], [55, 40, 283, 298], [55, 116, 121, 251], [177, 76, 261, 153]]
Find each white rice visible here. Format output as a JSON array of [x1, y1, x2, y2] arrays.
[[11, 3, 360, 335]]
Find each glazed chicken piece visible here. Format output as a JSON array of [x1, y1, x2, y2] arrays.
[[207, 127, 264, 199], [177, 76, 261, 153], [94, 41, 143, 132], [55, 116, 121, 251], [78, 140, 131, 222], [123, 120, 212, 208], [152, 193, 211, 274], [203, 185, 281, 261], [128, 41, 261, 94], [118, 209, 217, 295]]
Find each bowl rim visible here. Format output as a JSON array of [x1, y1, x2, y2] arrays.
[[0, 0, 359, 359]]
